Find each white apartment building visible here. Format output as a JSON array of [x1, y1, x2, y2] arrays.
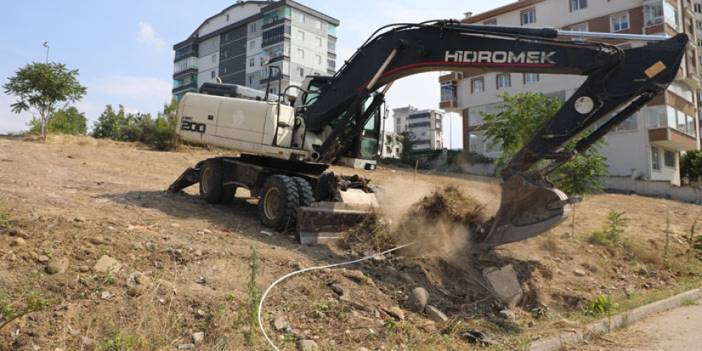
[[380, 131, 403, 159], [173, 0, 338, 100], [393, 106, 445, 151], [440, 0, 701, 185]]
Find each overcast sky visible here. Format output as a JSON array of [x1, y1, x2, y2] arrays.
[[0, 0, 511, 147]]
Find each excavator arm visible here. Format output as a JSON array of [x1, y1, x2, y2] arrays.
[[301, 20, 688, 247]]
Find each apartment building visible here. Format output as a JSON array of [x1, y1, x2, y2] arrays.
[[172, 0, 339, 100], [380, 131, 403, 159], [440, 0, 701, 185], [393, 105, 445, 151]]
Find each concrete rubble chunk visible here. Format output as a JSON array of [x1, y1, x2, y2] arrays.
[[425, 305, 448, 322], [45, 257, 69, 275], [192, 331, 205, 344], [93, 255, 121, 273], [499, 309, 516, 321], [297, 339, 318, 351], [409, 287, 429, 312], [482, 264, 523, 308], [383, 306, 405, 321], [274, 314, 291, 332]]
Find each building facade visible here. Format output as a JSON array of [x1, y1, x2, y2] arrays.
[[440, 0, 701, 185], [393, 106, 445, 151], [172, 0, 339, 100], [380, 131, 403, 159]]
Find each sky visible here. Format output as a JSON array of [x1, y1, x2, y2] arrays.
[[0, 0, 511, 148]]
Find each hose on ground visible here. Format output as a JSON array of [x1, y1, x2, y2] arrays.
[[257, 242, 416, 351]]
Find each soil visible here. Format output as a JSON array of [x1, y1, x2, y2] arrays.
[[0, 135, 701, 350]]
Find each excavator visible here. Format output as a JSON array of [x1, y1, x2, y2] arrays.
[[169, 20, 688, 248]]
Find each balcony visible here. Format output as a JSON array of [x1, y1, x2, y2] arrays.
[[439, 101, 458, 109], [649, 127, 697, 150], [439, 78, 459, 112], [262, 18, 286, 30], [172, 82, 197, 95]]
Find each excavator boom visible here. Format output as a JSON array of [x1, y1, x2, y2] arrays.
[[300, 21, 688, 247]]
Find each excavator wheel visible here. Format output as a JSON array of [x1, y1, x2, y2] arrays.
[[199, 159, 229, 204], [258, 175, 300, 231], [291, 177, 315, 207]]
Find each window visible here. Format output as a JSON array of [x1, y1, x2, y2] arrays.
[[496, 73, 511, 89], [316, 37, 322, 47], [297, 48, 304, 59], [297, 30, 305, 41], [571, 22, 589, 32], [297, 67, 304, 78], [211, 54, 217, 63], [316, 55, 322, 65], [696, 2, 702, 13], [483, 18, 497, 25], [250, 22, 257, 33], [644, 1, 677, 28], [297, 12, 306, 23], [697, 20, 702, 31], [651, 146, 661, 170], [520, 8, 536, 26], [611, 12, 630, 32], [523, 73, 540, 84], [222, 50, 228, 58], [570, 0, 587, 11], [664, 150, 675, 168], [471, 77, 485, 93], [249, 40, 256, 49], [210, 70, 216, 79], [441, 82, 457, 102], [312, 19, 322, 30], [222, 67, 228, 74], [226, 14, 230, 22]]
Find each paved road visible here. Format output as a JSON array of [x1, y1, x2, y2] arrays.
[[579, 299, 702, 350]]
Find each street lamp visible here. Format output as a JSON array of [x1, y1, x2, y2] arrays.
[[42, 41, 49, 63]]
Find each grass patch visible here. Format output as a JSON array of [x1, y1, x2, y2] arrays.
[[681, 299, 697, 306], [583, 295, 618, 317], [0, 292, 51, 331]]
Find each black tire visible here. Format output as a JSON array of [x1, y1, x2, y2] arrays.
[[199, 159, 227, 204], [220, 185, 236, 205], [258, 175, 300, 231], [292, 177, 314, 207]]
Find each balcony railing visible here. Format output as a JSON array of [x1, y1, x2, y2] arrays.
[[649, 127, 697, 151]]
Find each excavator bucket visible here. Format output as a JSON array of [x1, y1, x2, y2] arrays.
[[479, 174, 577, 248]]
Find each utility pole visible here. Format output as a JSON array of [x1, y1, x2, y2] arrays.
[[42, 41, 49, 63]]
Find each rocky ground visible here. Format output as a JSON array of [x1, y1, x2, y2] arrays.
[[0, 135, 701, 351]]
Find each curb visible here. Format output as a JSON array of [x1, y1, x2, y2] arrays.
[[527, 288, 702, 351]]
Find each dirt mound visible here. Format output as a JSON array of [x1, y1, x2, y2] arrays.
[[344, 185, 488, 255]]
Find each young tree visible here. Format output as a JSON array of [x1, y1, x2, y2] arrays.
[[481, 92, 607, 196], [29, 106, 87, 135], [4, 62, 87, 140], [92, 105, 127, 140]]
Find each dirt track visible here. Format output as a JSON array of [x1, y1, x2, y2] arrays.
[[1, 136, 701, 350]]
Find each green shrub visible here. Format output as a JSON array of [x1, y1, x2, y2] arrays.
[[584, 295, 618, 316], [588, 210, 628, 246], [92, 100, 177, 150], [28, 106, 87, 135]]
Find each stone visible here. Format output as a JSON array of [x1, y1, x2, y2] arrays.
[[482, 264, 523, 308], [342, 269, 368, 284], [8, 228, 29, 239], [37, 255, 50, 263], [574, 269, 587, 277], [557, 318, 578, 328], [297, 339, 318, 351], [93, 255, 121, 273], [176, 344, 194, 350], [192, 331, 205, 344], [498, 309, 516, 321], [425, 305, 448, 322], [89, 236, 105, 245], [101, 291, 113, 300], [10, 237, 26, 247], [274, 314, 291, 332], [78, 265, 90, 273], [45, 257, 69, 275], [409, 287, 429, 312], [383, 306, 405, 321], [329, 283, 345, 296]]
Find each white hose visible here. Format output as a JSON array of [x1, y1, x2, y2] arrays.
[[257, 242, 416, 351]]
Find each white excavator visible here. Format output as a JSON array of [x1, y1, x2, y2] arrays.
[[168, 20, 687, 247]]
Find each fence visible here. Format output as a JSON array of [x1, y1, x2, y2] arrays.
[[602, 176, 702, 204]]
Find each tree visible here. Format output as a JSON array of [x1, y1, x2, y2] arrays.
[[4, 62, 87, 140], [29, 106, 87, 135], [680, 150, 702, 184], [481, 92, 607, 195], [91, 99, 178, 150]]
